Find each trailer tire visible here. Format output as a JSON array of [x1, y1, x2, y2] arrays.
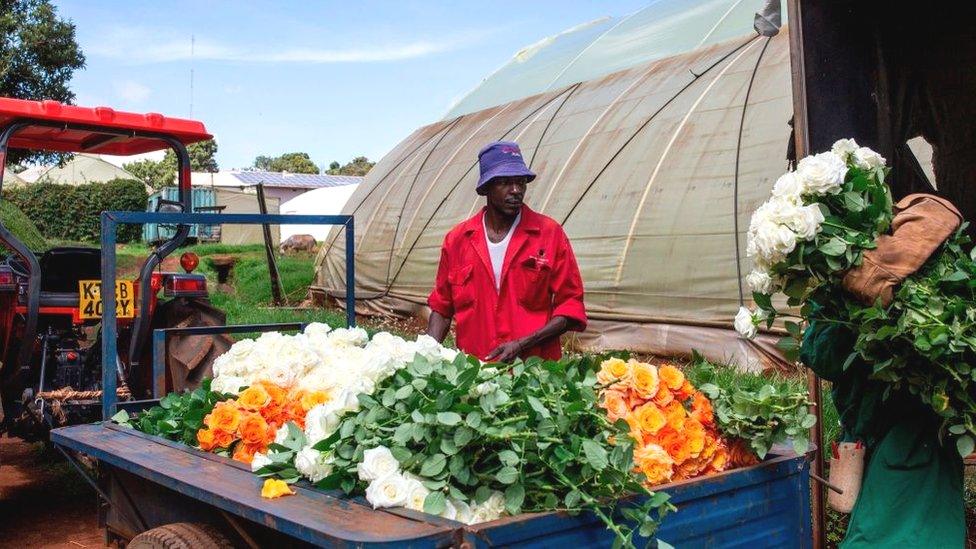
[[127, 522, 234, 549]]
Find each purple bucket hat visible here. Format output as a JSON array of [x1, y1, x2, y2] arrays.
[[476, 141, 536, 195]]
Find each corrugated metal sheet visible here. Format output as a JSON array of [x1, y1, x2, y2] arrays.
[[232, 171, 362, 189]]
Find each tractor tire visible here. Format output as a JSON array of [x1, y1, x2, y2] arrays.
[[127, 522, 234, 549]]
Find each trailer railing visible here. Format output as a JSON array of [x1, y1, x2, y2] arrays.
[[100, 211, 355, 420]]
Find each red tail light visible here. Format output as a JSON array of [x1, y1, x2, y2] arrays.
[[180, 252, 200, 273], [164, 274, 208, 297]]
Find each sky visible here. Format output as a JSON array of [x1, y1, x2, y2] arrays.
[[55, 1, 651, 171]]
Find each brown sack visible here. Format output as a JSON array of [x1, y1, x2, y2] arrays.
[[842, 194, 962, 306]]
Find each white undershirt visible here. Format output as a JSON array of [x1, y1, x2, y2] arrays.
[[483, 212, 521, 290]]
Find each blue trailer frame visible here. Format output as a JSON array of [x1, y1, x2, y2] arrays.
[[99, 211, 355, 420]]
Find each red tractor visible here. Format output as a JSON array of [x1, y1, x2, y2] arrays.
[[0, 98, 230, 441]]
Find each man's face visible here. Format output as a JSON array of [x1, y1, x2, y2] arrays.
[[485, 176, 528, 217]]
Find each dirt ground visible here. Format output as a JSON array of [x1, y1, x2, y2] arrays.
[[0, 436, 103, 548]]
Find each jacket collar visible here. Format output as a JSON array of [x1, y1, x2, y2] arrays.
[[462, 205, 541, 291]]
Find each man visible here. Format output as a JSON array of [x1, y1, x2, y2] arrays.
[[426, 141, 586, 362]]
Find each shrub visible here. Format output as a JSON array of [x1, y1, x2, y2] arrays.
[[4, 178, 148, 243], [0, 200, 47, 251]]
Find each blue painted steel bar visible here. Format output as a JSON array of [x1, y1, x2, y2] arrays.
[[101, 211, 355, 420], [152, 329, 166, 399], [102, 212, 118, 421]]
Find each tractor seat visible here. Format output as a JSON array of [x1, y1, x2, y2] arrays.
[[36, 247, 102, 308]]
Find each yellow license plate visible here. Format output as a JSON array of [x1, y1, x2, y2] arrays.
[[78, 280, 135, 320]]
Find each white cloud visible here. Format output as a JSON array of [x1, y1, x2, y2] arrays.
[[101, 150, 166, 168], [114, 80, 151, 103], [87, 27, 494, 65]]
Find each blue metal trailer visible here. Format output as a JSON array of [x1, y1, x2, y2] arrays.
[[51, 423, 811, 547], [49, 207, 813, 547]]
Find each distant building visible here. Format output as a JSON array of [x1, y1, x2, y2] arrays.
[[37, 153, 145, 188], [279, 184, 360, 241], [2, 170, 25, 188], [191, 170, 362, 204]]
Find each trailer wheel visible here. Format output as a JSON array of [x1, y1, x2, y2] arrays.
[[127, 522, 234, 549]]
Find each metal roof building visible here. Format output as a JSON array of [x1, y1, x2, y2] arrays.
[[192, 171, 362, 203]]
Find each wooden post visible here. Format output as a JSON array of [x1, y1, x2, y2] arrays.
[[787, 2, 826, 547], [256, 183, 284, 306]]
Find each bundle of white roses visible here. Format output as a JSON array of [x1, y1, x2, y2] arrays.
[[735, 138, 890, 340], [735, 139, 976, 456]]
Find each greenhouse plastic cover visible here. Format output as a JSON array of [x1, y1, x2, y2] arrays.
[[445, 0, 782, 118], [316, 1, 793, 370]]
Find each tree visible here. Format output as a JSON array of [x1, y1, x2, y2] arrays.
[[327, 156, 374, 176], [253, 152, 320, 174], [0, 0, 85, 164], [123, 139, 219, 190]]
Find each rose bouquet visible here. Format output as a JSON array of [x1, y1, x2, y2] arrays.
[[736, 139, 976, 455], [254, 352, 675, 548], [596, 358, 729, 486]]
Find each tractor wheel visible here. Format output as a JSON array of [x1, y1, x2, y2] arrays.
[[127, 522, 234, 549]]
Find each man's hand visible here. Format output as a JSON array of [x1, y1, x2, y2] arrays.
[[485, 340, 524, 363]]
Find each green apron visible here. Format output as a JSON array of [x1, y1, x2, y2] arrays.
[[800, 320, 965, 548]]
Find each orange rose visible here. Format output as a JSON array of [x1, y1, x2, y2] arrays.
[[664, 401, 687, 431], [239, 413, 271, 446], [601, 388, 632, 422], [658, 364, 685, 391], [629, 362, 660, 399], [635, 403, 667, 435], [676, 380, 695, 401], [690, 392, 714, 426], [711, 446, 730, 471], [633, 443, 674, 486], [205, 401, 242, 433], [652, 382, 674, 407], [237, 384, 272, 410], [728, 438, 760, 467], [232, 442, 263, 464], [682, 418, 707, 458], [257, 381, 289, 406], [597, 358, 632, 386], [301, 390, 332, 412], [282, 401, 307, 427], [196, 428, 217, 451], [213, 428, 236, 449]]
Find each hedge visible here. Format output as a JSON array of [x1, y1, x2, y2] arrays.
[[4, 178, 148, 243], [0, 200, 47, 251]]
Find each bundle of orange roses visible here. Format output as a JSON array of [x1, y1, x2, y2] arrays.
[[598, 358, 730, 487], [196, 381, 331, 464]]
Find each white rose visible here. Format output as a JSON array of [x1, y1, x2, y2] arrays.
[[303, 322, 332, 338], [328, 327, 369, 348], [853, 146, 885, 170], [795, 151, 847, 195], [358, 446, 401, 482], [471, 494, 506, 523], [439, 346, 460, 363], [250, 452, 272, 472], [746, 269, 775, 294], [413, 334, 444, 362], [440, 498, 458, 520], [831, 138, 859, 158], [471, 381, 499, 397], [295, 446, 334, 482], [274, 423, 290, 445], [734, 306, 759, 339], [790, 203, 825, 240], [210, 375, 247, 395], [365, 473, 410, 508], [452, 499, 474, 524], [750, 221, 797, 263], [404, 478, 430, 511], [770, 171, 802, 202], [304, 404, 341, 445]]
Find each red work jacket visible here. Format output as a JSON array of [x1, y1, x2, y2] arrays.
[[428, 205, 587, 361]]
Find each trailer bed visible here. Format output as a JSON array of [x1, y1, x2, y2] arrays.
[[52, 423, 812, 548]]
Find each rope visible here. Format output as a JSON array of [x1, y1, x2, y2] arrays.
[[37, 386, 132, 426]]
